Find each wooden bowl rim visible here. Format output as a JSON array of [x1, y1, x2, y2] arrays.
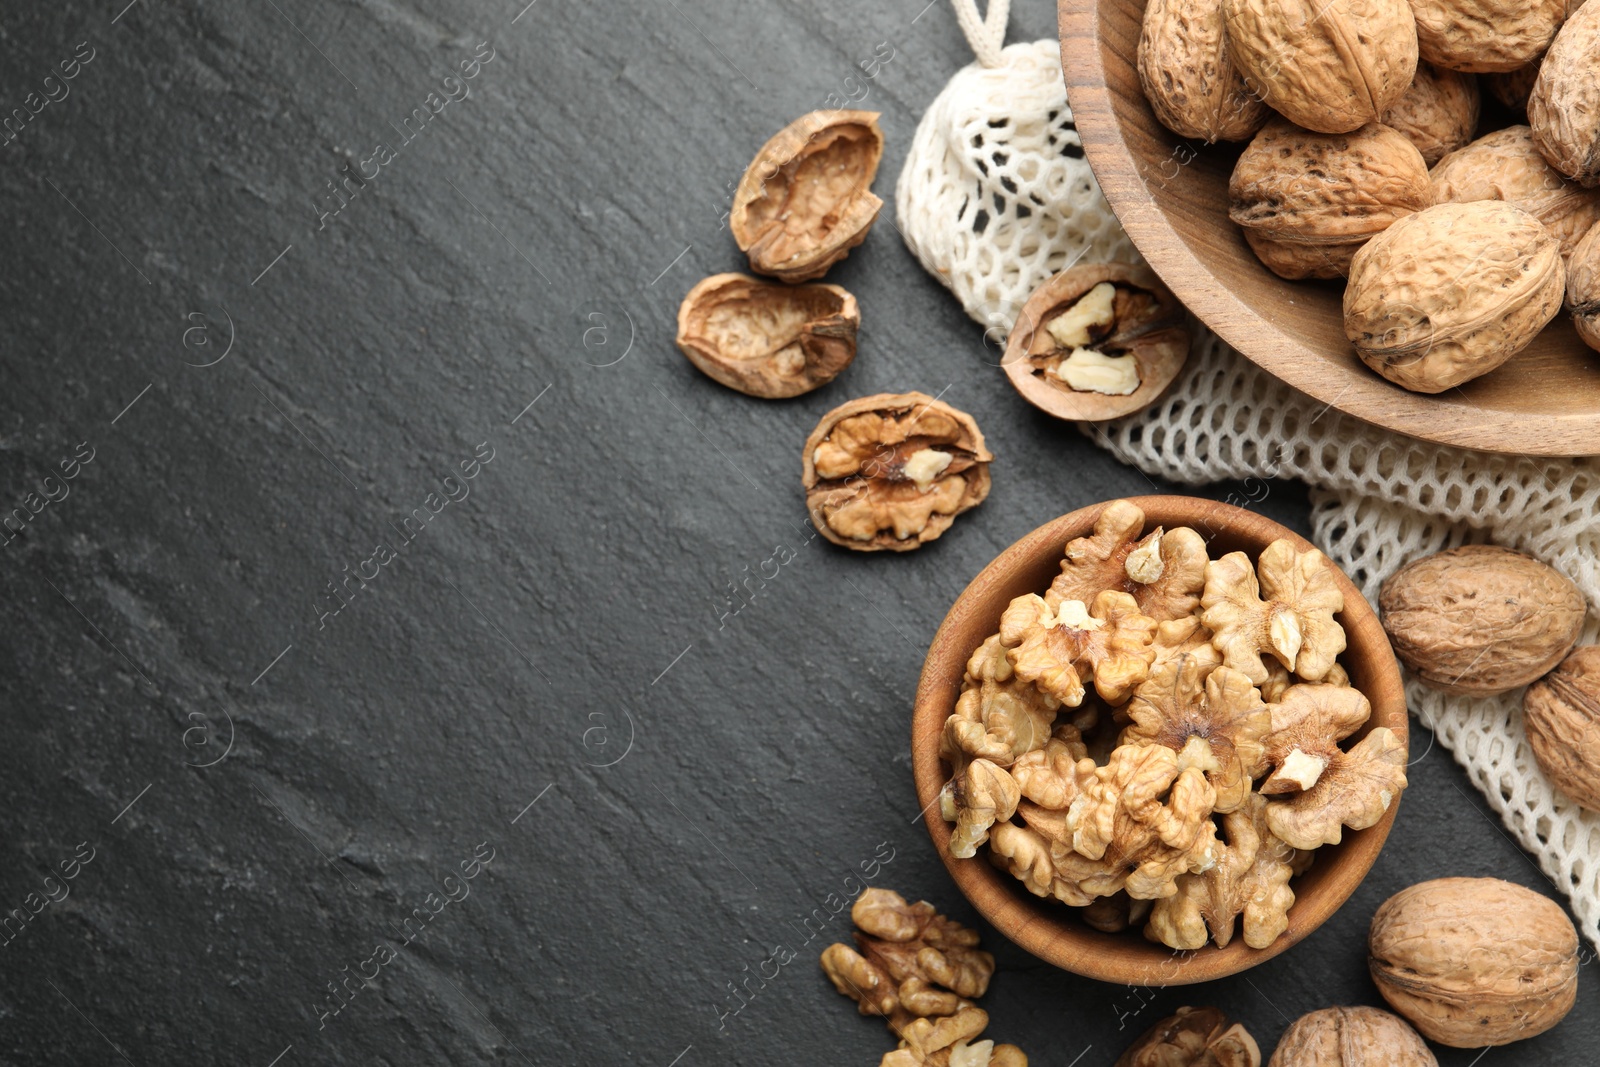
[[1056, 0, 1600, 457], [910, 495, 1407, 985]]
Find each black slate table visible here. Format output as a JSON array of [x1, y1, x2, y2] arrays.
[[1, 1, 1593, 1064]]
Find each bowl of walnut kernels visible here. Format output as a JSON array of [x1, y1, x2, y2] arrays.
[[911, 496, 1408, 984]]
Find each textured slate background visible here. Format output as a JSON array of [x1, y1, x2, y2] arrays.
[[0, 0, 1593, 1064]]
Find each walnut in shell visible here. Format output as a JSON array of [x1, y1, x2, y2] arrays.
[[1379, 62, 1480, 166], [1201, 540, 1346, 685], [730, 110, 883, 282], [1222, 0, 1418, 135], [1410, 0, 1565, 73], [1266, 1006, 1437, 1067], [1484, 60, 1542, 116], [1570, 216, 1600, 352], [1368, 877, 1579, 1046], [1000, 591, 1158, 706], [1430, 125, 1600, 269], [1116, 1006, 1261, 1067], [1148, 795, 1296, 950], [1137, 0, 1270, 144], [1523, 646, 1600, 810], [1228, 120, 1432, 280], [1003, 264, 1191, 421], [1344, 201, 1566, 392], [1379, 544, 1585, 694], [803, 392, 992, 552], [1529, 0, 1600, 187], [675, 273, 858, 397]]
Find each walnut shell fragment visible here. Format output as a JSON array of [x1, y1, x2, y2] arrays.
[[1229, 121, 1432, 280], [1529, 0, 1600, 187], [1523, 646, 1600, 810], [675, 273, 858, 397], [1410, 0, 1565, 73], [1368, 877, 1579, 1046], [1003, 263, 1191, 420], [1116, 1006, 1261, 1067], [803, 392, 992, 552], [730, 110, 883, 282], [1379, 61, 1480, 166], [1570, 211, 1600, 352], [1344, 201, 1566, 392], [1266, 1006, 1437, 1067], [1137, 0, 1270, 144], [1379, 544, 1585, 694], [1222, 0, 1418, 135]]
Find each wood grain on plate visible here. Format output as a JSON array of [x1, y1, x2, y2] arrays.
[[1057, 0, 1600, 457], [911, 497, 1407, 985]]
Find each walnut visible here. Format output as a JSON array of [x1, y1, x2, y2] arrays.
[[1379, 544, 1586, 695], [1116, 1006, 1262, 1067], [1368, 877, 1579, 1046], [1571, 212, 1600, 352], [1004, 265, 1191, 421], [1379, 62, 1479, 166], [1148, 795, 1295, 950], [1000, 591, 1158, 706], [1222, 0, 1418, 135], [1485, 60, 1542, 116], [885, 1013, 1028, 1067], [1531, 0, 1600, 187], [1261, 704, 1406, 851], [942, 759, 1021, 859], [1410, 0, 1565, 73], [1082, 892, 1152, 934], [1150, 616, 1225, 681], [1343, 201, 1566, 392], [1046, 500, 1210, 623], [1524, 646, 1600, 810], [1430, 125, 1600, 269], [943, 635, 1060, 768], [675, 273, 858, 397], [1202, 540, 1346, 685], [989, 820, 1129, 905], [730, 110, 883, 281], [1266, 1006, 1437, 1067], [1228, 120, 1432, 281], [1122, 657, 1270, 813], [1008, 724, 1091, 808], [1137, 0, 1270, 144], [803, 393, 992, 552], [1257, 683, 1371, 794]]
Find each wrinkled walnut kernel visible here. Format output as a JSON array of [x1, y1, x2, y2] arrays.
[[1000, 591, 1158, 706], [1202, 541, 1346, 685], [676, 273, 858, 397]]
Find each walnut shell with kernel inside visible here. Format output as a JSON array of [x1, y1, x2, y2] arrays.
[[1409, 0, 1565, 73], [1523, 646, 1600, 811], [676, 273, 858, 398], [1379, 61, 1480, 166], [1570, 220, 1600, 352], [1266, 1006, 1436, 1067], [1529, 0, 1600, 187], [1137, 0, 1270, 144]]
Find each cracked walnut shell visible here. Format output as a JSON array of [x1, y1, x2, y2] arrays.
[[1228, 120, 1432, 281], [1369, 877, 1578, 1046], [803, 392, 992, 552], [1529, 0, 1600, 187], [1344, 201, 1565, 393], [1266, 1007, 1437, 1067], [1046, 500, 1210, 623], [1410, 0, 1565, 73], [1116, 1006, 1261, 1067], [675, 273, 858, 397], [1137, 0, 1270, 144], [1379, 62, 1479, 167], [1379, 544, 1585, 694], [730, 110, 883, 282], [1202, 540, 1346, 685], [1523, 646, 1600, 811]]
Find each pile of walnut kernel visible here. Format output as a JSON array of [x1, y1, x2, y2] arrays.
[[938, 500, 1408, 951]]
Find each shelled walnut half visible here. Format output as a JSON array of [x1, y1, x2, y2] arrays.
[[676, 273, 858, 397], [730, 110, 884, 282], [1003, 264, 1191, 422], [803, 392, 992, 552]]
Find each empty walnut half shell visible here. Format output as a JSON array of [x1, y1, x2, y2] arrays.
[[803, 392, 992, 552], [1002, 264, 1190, 421], [730, 110, 884, 283], [675, 273, 858, 398]]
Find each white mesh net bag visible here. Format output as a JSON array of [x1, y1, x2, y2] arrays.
[[900, 0, 1600, 949]]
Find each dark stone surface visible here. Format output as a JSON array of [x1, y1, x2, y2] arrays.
[[0, 1, 1591, 1064]]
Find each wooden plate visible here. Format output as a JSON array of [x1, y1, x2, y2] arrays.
[[911, 497, 1407, 985], [1057, 0, 1600, 457]]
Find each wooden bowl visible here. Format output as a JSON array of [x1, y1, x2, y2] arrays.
[[910, 496, 1407, 985], [1057, 0, 1600, 457]]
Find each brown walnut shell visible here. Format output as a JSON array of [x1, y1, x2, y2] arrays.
[[1410, 0, 1565, 73], [1266, 1006, 1436, 1067], [1229, 120, 1432, 280], [1343, 201, 1565, 392], [1116, 1006, 1261, 1067], [1379, 62, 1480, 166], [1369, 877, 1579, 1047], [1530, 0, 1600, 187], [729, 110, 883, 282], [801, 392, 992, 552], [1002, 262, 1191, 420], [1570, 220, 1600, 352], [1379, 544, 1585, 695], [1137, 0, 1270, 144], [675, 273, 857, 398], [1222, 0, 1418, 135], [1430, 125, 1600, 270], [1524, 646, 1600, 810], [1484, 59, 1542, 115]]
